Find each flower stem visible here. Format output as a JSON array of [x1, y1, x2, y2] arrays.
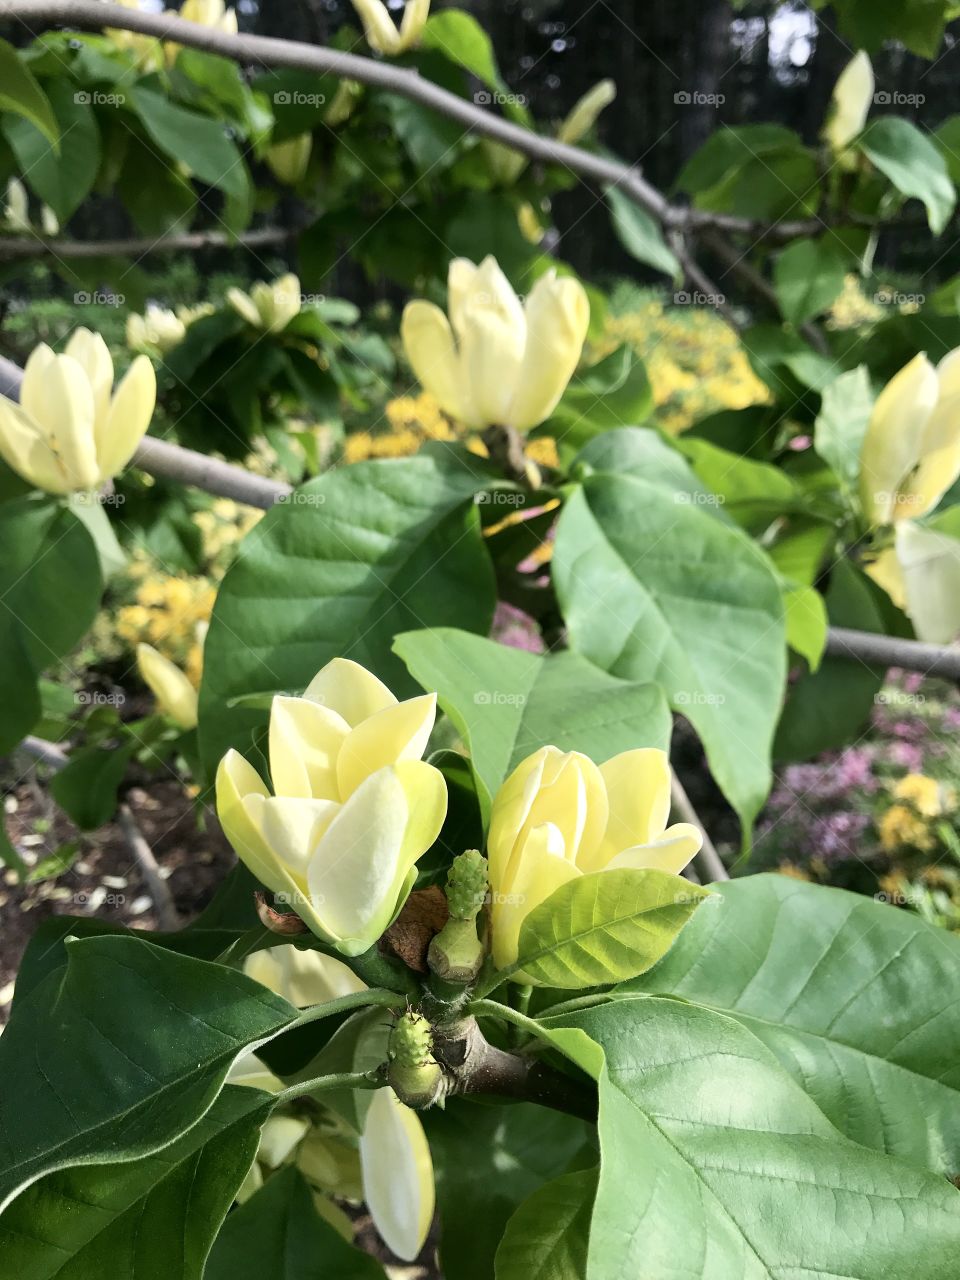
[[272, 1071, 382, 1107]]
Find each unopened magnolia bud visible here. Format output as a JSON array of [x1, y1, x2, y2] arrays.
[[387, 1011, 443, 1108], [446, 850, 488, 921]]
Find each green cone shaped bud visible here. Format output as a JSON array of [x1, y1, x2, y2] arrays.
[[388, 1011, 444, 1109], [446, 849, 488, 921]]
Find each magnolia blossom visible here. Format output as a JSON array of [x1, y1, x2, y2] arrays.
[[179, 0, 238, 33], [402, 256, 590, 432], [822, 51, 874, 154], [242, 943, 366, 1007], [266, 133, 313, 186], [127, 305, 187, 357], [351, 0, 430, 56], [868, 522, 960, 644], [0, 329, 155, 495], [2, 178, 30, 232], [860, 349, 960, 527], [557, 79, 617, 146], [136, 644, 198, 730], [227, 273, 302, 333], [488, 746, 702, 972], [359, 1087, 435, 1261], [216, 658, 446, 955]]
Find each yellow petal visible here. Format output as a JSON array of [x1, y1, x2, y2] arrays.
[[336, 693, 436, 798], [264, 273, 302, 331], [447, 258, 480, 338], [507, 273, 590, 431], [401, 301, 466, 422], [605, 821, 703, 875], [557, 79, 617, 146], [351, 0, 402, 54], [491, 822, 579, 970], [460, 305, 525, 427], [902, 346, 960, 520], [581, 749, 672, 872], [64, 328, 114, 427], [360, 1089, 435, 1263], [514, 750, 607, 884], [244, 943, 367, 1006], [22, 351, 100, 490], [227, 287, 262, 328], [823, 51, 874, 153], [258, 1116, 309, 1169], [98, 355, 156, 480], [894, 520, 960, 644], [257, 794, 341, 882], [303, 657, 396, 726], [0, 396, 69, 494], [268, 695, 350, 800], [860, 353, 938, 527], [216, 750, 305, 905], [397, 0, 430, 51], [136, 643, 198, 729], [865, 545, 907, 610]]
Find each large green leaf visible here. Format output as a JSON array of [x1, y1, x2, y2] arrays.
[[773, 237, 847, 327], [494, 1168, 596, 1280], [621, 874, 960, 1177], [861, 116, 956, 235], [0, 1086, 271, 1280], [553, 471, 786, 829], [0, 496, 101, 754], [0, 936, 294, 1213], [426, 1100, 593, 1280], [3, 80, 100, 222], [810, 0, 951, 59], [509, 869, 711, 989], [0, 37, 58, 145], [129, 86, 250, 204], [206, 1166, 386, 1280], [814, 364, 875, 498], [198, 451, 496, 774], [551, 996, 960, 1279], [394, 627, 670, 821], [605, 186, 680, 279]]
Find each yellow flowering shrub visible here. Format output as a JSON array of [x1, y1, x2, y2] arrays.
[[115, 556, 216, 687]]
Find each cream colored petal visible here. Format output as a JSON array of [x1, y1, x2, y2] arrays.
[[244, 943, 367, 1006], [220, 5, 239, 34], [227, 287, 263, 328], [269, 695, 350, 801], [397, 0, 430, 51], [860, 353, 939, 527], [401, 301, 466, 422], [605, 822, 703, 876], [64, 328, 114, 427], [581, 748, 672, 872], [303, 657, 397, 726], [895, 521, 960, 644], [351, 0, 402, 54], [336, 693, 437, 798], [822, 51, 874, 153], [460, 305, 525, 427], [360, 1089, 435, 1263], [507, 273, 590, 431], [97, 356, 156, 480], [136, 643, 198, 729], [864, 546, 907, 611], [26, 354, 100, 491], [491, 822, 578, 971], [258, 1116, 309, 1169], [557, 79, 617, 146], [487, 746, 552, 892], [902, 346, 960, 520], [216, 750, 302, 902], [447, 257, 480, 338], [258, 795, 341, 882], [520, 750, 607, 880], [0, 397, 70, 494], [227, 1047, 283, 1093], [268, 273, 302, 331], [471, 256, 526, 341]]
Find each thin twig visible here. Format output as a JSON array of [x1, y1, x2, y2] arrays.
[[670, 767, 729, 883], [116, 801, 181, 930], [0, 227, 294, 262], [825, 627, 960, 680]]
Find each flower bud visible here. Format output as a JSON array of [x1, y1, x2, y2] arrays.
[[387, 1011, 443, 1109], [557, 79, 617, 146], [822, 51, 874, 155], [137, 644, 199, 730], [267, 133, 313, 186], [351, 0, 430, 56], [227, 273, 303, 334]]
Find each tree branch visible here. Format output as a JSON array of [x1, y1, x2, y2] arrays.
[[670, 767, 728, 882], [825, 627, 960, 681], [0, 226, 295, 262]]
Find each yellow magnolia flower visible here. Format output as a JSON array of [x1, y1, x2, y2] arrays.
[[351, 0, 430, 56], [867, 521, 960, 644], [180, 0, 238, 33], [216, 658, 446, 955], [557, 79, 617, 146], [267, 133, 313, 186], [3, 178, 30, 232], [127, 305, 187, 357], [402, 256, 590, 432], [359, 1087, 434, 1262], [105, 0, 164, 69], [0, 330, 156, 495], [227, 273, 302, 334], [136, 643, 199, 730], [822, 51, 874, 154], [243, 943, 366, 1007], [488, 746, 702, 971], [860, 350, 960, 527]]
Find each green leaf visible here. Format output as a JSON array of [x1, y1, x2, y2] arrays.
[[774, 237, 848, 327], [862, 116, 956, 235], [206, 1165, 387, 1280], [555, 995, 960, 1278], [574, 426, 723, 510], [495, 1168, 596, 1280], [49, 744, 135, 830], [129, 85, 250, 204], [553, 472, 786, 830], [0, 496, 101, 754], [543, 346, 653, 450], [426, 1100, 593, 1280], [677, 436, 804, 533], [509, 869, 710, 989], [421, 11, 528, 124], [0, 935, 294, 1213], [2, 80, 99, 222], [394, 628, 671, 822], [677, 125, 818, 222], [814, 364, 875, 496], [0, 37, 58, 145], [0, 1085, 271, 1280], [198, 452, 496, 774], [812, 0, 951, 59], [605, 185, 680, 279], [782, 582, 828, 670], [623, 874, 960, 1177]]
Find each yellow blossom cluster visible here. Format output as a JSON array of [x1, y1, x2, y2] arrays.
[[826, 274, 885, 331], [594, 298, 770, 435], [878, 774, 955, 854], [193, 498, 264, 572], [115, 556, 215, 688]]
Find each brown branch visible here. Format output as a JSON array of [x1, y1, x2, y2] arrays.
[[0, 226, 295, 262], [670, 768, 728, 883]]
